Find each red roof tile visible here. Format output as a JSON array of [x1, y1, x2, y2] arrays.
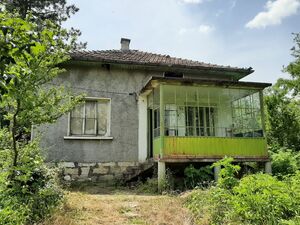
[[70, 49, 253, 75]]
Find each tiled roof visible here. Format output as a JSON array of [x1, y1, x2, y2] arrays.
[[70, 49, 253, 74]]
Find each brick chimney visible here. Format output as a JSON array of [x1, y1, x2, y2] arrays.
[[120, 38, 130, 50]]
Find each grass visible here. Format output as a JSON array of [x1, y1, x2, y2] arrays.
[[40, 185, 193, 225]]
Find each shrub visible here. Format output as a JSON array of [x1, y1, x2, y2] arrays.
[[271, 149, 299, 178], [230, 173, 300, 224], [184, 189, 211, 224], [185, 158, 300, 225], [0, 141, 63, 224], [135, 178, 158, 194], [212, 157, 240, 190], [184, 165, 214, 189]]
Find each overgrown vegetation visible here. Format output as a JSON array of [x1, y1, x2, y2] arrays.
[[0, 141, 63, 224], [265, 33, 300, 153], [185, 157, 300, 225], [0, 6, 82, 224], [184, 165, 214, 189]]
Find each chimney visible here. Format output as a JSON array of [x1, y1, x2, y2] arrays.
[[120, 38, 131, 50]]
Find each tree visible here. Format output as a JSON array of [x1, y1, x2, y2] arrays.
[[2, 0, 86, 49], [3, 0, 78, 23], [0, 11, 82, 169], [277, 33, 300, 96], [265, 33, 300, 152], [265, 87, 300, 151]]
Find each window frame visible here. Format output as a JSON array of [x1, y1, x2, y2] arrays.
[[67, 97, 111, 138]]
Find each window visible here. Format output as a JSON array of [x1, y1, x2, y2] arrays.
[[69, 98, 110, 136], [164, 104, 216, 137]]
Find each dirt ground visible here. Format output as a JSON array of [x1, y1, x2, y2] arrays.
[[42, 186, 193, 225]]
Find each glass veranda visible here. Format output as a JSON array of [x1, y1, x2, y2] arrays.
[[148, 84, 264, 139]]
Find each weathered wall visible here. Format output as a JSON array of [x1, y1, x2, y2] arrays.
[[40, 64, 155, 163]]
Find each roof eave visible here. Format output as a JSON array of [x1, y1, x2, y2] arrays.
[[63, 58, 253, 80], [139, 76, 272, 94]]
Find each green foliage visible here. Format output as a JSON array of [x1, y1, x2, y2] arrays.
[[0, 11, 80, 224], [271, 149, 300, 178], [0, 12, 82, 129], [184, 165, 213, 189], [3, 0, 78, 23], [184, 189, 211, 224], [265, 89, 300, 151], [230, 174, 299, 224], [160, 169, 174, 194], [2, 0, 85, 49], [186, 158, 300, 225], [212, 157, 240, 190], [0, 11, 83, 167], [265, 33, 300, 152], [279, 33, 300, 97], [135, 178, 158, 194], [0, 142, 63, 225]]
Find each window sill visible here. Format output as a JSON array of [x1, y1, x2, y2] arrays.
[[64, 136, 113, 140]]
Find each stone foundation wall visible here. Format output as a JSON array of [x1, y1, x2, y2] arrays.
[[48, 161, 153, 185]]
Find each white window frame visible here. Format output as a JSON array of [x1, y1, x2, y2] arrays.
[[65, 97, 112, 140]]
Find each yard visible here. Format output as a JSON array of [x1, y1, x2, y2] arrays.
[[41, 186, 193, 225]]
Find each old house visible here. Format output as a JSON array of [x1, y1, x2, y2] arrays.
[[41, 38, 271, 185]]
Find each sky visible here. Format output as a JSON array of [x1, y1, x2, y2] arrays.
[[65, 0, 300, 84]]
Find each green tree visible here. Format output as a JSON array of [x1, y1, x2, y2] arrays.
[[2, 0, 86, 49], [0, 11, 82, 169], [3, 0, 78, 23], [265, 33, 300, 152], [265, 88, 300, 151], [278, 33, 300, 96]]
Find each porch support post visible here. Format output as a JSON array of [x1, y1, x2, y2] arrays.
[[265, 161, 272, 174], [159, 84, 164, 159], [214, 165, 221, 182], [259, 90, 266, 136], [158, 85, 165, 192], [158, 161, 166, 191]]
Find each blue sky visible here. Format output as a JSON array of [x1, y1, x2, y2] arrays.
[[65, 0, 300, 84]]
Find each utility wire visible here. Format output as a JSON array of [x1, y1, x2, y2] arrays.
[[49, 82, 137, 96]]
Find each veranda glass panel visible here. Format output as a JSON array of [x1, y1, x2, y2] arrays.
[[161, 85, 263, 138]]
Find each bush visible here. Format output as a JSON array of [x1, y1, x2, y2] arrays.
[[184, 165, 214, 189], [0, 141, 63, 224], [212, 157, 240, 190], [271, 149, 299, 178], [230, 173, 300, 224], [185, 158, 300, 225], [184, 189, 211, 224], [135, 178, 158, 194]]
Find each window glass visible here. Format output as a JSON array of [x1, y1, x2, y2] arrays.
[[98, 101, 108, 136], [85, 101, 96, 135], [69, 99, 110, 136], [70, 104, 84, 135]]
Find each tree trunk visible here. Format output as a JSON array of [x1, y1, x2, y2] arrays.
[[11, 100, 20, 167]]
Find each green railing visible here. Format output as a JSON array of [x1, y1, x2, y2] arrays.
[[153, 136, 268, 160]]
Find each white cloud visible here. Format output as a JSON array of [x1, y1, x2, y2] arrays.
[[180, 0, 210, 4], [230, 0, 236, 9], [246, 0, 300, 29], [179, 25, 214, 35], [198, 25, 214, 34]]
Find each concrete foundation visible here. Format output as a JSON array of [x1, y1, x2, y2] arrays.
[[265, 161, 272, 174], [214, 165, 221, 182], [158, 161, 166, 191], [48, 160, 154, 184]]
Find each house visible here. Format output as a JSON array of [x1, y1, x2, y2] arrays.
[[41, 38, 272, 186]]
